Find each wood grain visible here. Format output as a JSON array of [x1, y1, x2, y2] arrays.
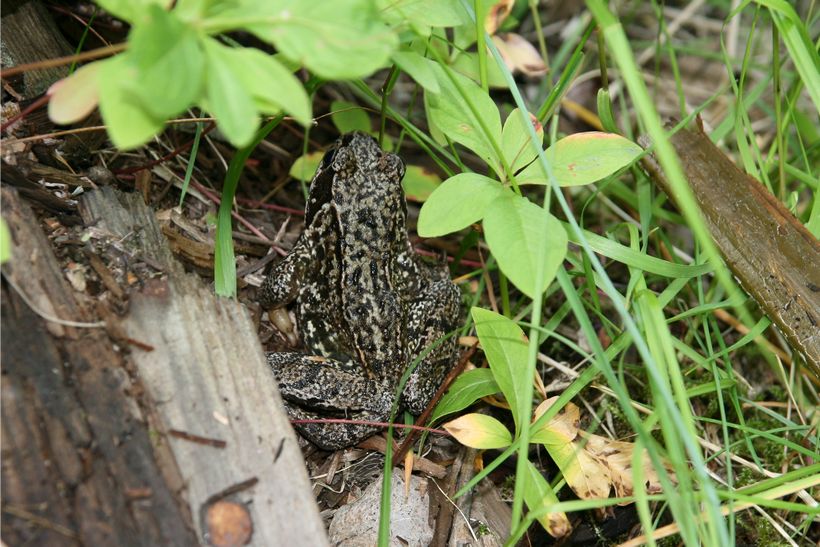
[[641, 124, 820, 378]]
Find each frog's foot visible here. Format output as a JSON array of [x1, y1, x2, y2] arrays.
[[266, 352, 394, 450]]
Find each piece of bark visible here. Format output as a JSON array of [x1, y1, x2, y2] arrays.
[[640, 124, 820, 378], [79, 187, 328, 545], [2, 187, 198, 546], [1, 0, 71, 98]]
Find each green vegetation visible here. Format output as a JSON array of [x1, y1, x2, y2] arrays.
[[45, 0, 820, 544]]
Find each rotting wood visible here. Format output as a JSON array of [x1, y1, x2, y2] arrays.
[[2, 185, 328, 545], [79, 186, 329, 545], [641, 123, 820, 379], [2, 187, 199, 546]]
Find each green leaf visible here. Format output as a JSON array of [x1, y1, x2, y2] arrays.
[[501, 108, 543, 176], [47, 62, 101, 124], [330, 100, 371, 134], [97, 56, 164, 150], [443, 413, 512, 449], [127, 4, 203, 119], [225, 47, 312, 125], [202, 40, 259, 147], [450, 51, 509, 88], [417, 173, 503, 237], [483, 194, 567, 299], [289, 151, 323, 182], [429, 368, 499, 425], [425, 64, 502, 168], [517, 132, 643, 187], [402, 165, 441, 203], [522, 459, 571, 538], [241, 0, 397, 79], [471, 307, 530, 434], [0, 217, 12, 264], [391, 51, 439, 93], [377, 0, 467, 34], [93, 0, 170, 23]]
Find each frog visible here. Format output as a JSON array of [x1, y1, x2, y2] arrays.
[[259, 132, 461, 450]]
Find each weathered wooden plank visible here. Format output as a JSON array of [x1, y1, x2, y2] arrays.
[[1, 187, 198, 546], [79, 187, 328, 545], [641, 124, 820, 377]]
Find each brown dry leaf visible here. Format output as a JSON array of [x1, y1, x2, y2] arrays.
[[551, 440, 612, 500], [491, 33, 547, 77], [580, 431, 676, 502], [484, 0, 514, 34]]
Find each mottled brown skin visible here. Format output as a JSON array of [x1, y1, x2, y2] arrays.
[[260, 133, 461, 450]]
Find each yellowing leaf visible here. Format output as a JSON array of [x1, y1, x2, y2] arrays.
[[531, 398, 580, 444], [48, 62, 101, 125], [443, 413, 512, 449], [551, 440, 612, 500], [492, 33, 547, 77], [484, 0, 513, 34], [580, 431, 676, 502]]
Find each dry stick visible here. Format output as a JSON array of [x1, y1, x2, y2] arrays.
[[392, 342, 478, 465], [0, 43, 126, 78]]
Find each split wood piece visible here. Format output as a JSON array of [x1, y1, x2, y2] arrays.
[[79, 187, 328, 545], [640, 124, 820, 379], [1, 186, 198, 546]]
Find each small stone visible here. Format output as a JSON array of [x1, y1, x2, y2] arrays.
[[329, 469, 433, 547], [205, 500, 253, 547]]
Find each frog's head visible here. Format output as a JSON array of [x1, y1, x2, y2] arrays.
[[305, 132, 406, 225]]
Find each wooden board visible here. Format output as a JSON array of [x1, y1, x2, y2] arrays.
[[2, 186, 328, 545]]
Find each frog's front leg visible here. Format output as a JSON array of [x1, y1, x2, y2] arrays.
[[259, 205, 335, 310], [267, 352, 395, 450], [401, 279, 461, 414]]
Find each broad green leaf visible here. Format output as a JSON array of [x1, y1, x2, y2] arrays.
[[127, 4, 203, 119], [97, 56, 164, 149], [443, 413, 512, 449], [226, 47, 312, 125], [417, 173, 503, 237], [501, 108, 543, 176], [330, 100, 371, 134], [47, 62, 100, 125], [425, 64, 502, 169], [93, 0, 170, 23], [450, 51, 508, 88], [391, 51, 439, 93], [402, 165, 440, 203], [202, 40, 259, 147], [471, 307, 530, 434], [429, 368, 499, 425], [241, 0, 397, 79], [517, 132, 643, 186], [377, 0, 467, 34], [483, 194, 567, 299], [0, 217, 11, 264], [289, 151, 323, 182], [522, 459, 571, 538]]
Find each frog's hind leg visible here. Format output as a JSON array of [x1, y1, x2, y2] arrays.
[[267, 352, 395, 450], [401, 279, 461, 415]]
